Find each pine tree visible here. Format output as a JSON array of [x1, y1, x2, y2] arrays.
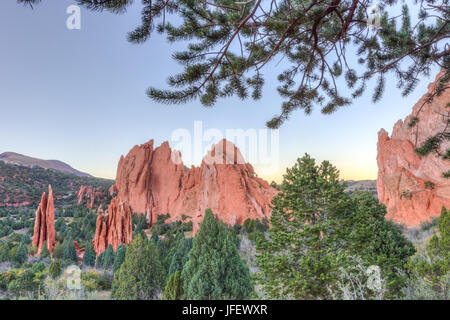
[[20, 0, 446, 130], [83, 242, 96, 267], [256, 154, 415, 299], [256, 154, 349, 299], [0, 242, 10, 262], [15, 242, 28, 266], [96, 251, 105, 269], [103, 244, 116, 269], [407, 206, 449, 298], [112, 234, 165, 300], [52, 242, 63, 260], [168, 235, 192, 277], [62, 238, 78, 264], [40, 240, 50, 259], [181, 209, 252, 300], [163, 271, 183, 300], [113, 244, 127, 272], [49, 260, 62, 279], [335, 191, 415, 298]]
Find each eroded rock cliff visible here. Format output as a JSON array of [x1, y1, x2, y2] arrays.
[[93, 197, 133, 255], [32, 185, 56, 255], [377, 70, 450, 226], [112, 139, 277, 233]]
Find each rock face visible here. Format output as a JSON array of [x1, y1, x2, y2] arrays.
[[377, 70, 450, 227], [93, 197, 133, 255], [32, 185, 56, 255], [76, 185, 107, 208], [113, 139, 278, 233]]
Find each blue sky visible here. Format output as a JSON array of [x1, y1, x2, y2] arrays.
[[0, 1, 439, 182]]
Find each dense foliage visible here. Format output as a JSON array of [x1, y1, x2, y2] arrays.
[[182, 209, 252, 299], [19, 0, 448, 131], [0, 161, 113, 206], [112, 234, 166, 300], [405, 206, 449, 299], [256, 154, 415, 299]]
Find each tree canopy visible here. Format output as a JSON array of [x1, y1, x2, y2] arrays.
[[19, 0, 449, 128], [256, 154, 415, 299], [182, 209, 252, 299]]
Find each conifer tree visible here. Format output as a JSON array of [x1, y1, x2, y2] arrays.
[[83, 242, 96, 267], [103, 244, 116, 269], [19, 1, 450, 171], [40, 240, 50, 259], [168, 235, 193, 277], [256, 155, 415, 299], [163, 271, 183, 300], [336, 191, 415, 298], [52, 242, 64, 260], [0, 242, 10, 262], [256, 154, 349, 299], [20, 0, 447, 129], [113, 244, 127, 272], [182, 209, 252, 299], [96, 251, 105, 269], [15, 242, 28, 266], [407, 206, 449, 298], [49, 260, 62, 279], [62, 238, 78, 264], [112, 234, 165, 300]]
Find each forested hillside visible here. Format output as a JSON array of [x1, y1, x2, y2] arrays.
[[0, 161, 113, 207]]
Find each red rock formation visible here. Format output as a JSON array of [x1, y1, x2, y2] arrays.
[[112, 138, 278, 233], [93, 197, 133, 255], [108, 184, 118, 197], [377, 70, 450, 226], [76, 185, 107, 208], [32, 185, 56, 255]]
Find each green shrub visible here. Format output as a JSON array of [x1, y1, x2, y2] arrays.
[[31, 262, 46, 274], [81, 270, 112, 292], [49, 260, 62, 279], [163, 271, 183, 300]]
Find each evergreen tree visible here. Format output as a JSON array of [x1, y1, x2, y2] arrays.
[[182, 209, 252, 299], [168, 235, 193, 277], [21, 0, 446, 130], [52, 242, 64, 260], [150, 232, 159, 244], [49, 260, 62, 279], [113, 244, 127, 273], [103, 244, 116, 269], [256, 155, 415, 299], [256, 154, 349, 299], [96, 251, 105, 269], [83, 242, 96, 267], [0, 242, 10, 262], [407, 206, 449, 298], [31, 261, 46, 274], [163, 271, 183, 300], [40, 240, 50, 259], [156, 237, 168, 262], [335, 192, 415, 298], [62, 238, 78, 264], [112, 234, 165, 300], [15, 242, 28, 266]]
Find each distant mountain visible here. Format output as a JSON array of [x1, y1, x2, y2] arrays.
[[0, 160, 113, 207], [0, 152, 92, 177], [344, 180, 377, 197]]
